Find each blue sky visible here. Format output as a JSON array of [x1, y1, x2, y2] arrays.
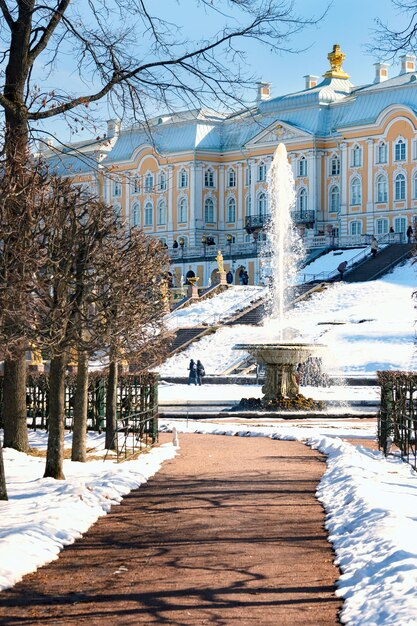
[[39, 0, 407, 142]]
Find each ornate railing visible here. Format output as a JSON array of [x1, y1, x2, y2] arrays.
[[378, 371, 417, 469], [291, 210, 316, 224]]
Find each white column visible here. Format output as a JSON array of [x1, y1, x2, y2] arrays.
[[366, 139, 374, 233], [339, 142, 348, 235], [124, 172, 130, 231], [167, 165, 174, 239], [237, 162, 243, 231], [315, 152, 324, 219], [307, 150, 316, 213], [250, 159, 256, 216], [218, 165, 225, 232]]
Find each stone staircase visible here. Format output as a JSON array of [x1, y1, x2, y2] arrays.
[[169, 327, 211, 354], [344, 244, 414, 283]]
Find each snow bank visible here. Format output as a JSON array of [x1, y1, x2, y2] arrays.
[[0, 431, 176, 591]]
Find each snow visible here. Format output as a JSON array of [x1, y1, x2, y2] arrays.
[[0, 431, 176, 591], [159, 419, 417, 626], [160, 260, 417, 377], [298, 247, 370, 282], [165, 285, 266, 329]]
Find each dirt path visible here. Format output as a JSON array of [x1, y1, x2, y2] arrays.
[[0, 434, 341, 625]]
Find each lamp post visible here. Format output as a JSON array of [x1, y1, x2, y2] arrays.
[[201, 235, 207, 257]]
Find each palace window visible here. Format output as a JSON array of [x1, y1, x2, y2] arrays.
[[178, 197, 188, 223], [395, 216, 407, 234], [376, 174, 388, 203], [298, 156, 307, 177], [144, 201, 153, 225], [113, 179, 122, 196], [131, 175, 141, 194], [245, 166, 252, 186], [204, 197, 215, 223], [376, 218, 389, 235], [204, 168, 215, 188], [395, 138, 406, 162], [350, 220, 362, 236], [352, 145, 362, 167], [258, 161, 266, 182], [395, 173, 406, 200], [144, 172, 154, 193], [330, 155, 340, 176], [178, 168, 188, 188], [113, 203, 122, 223], [298, 188, 308, 212], [227, 197, 236, 222], [257, 191, 267, 216], [131, 202, 140, 227], [377, 142, 387, 164], [227, 168, 236, 188], [413, 172, 417, 198], [351, 177, 362, 205], [329, 185, 340, 212], [157, 199, 167, 225], [158, 171, 167, 191]]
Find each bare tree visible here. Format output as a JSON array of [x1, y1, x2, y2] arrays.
[[371, 1, 417, 58], [0, 444, 7, 500]]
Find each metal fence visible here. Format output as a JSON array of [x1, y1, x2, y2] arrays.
[[105, 408, 159, 463], [0, 372, 159, 436], [378, 371, 417, 470]]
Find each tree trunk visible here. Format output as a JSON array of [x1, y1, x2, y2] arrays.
[[3, 352, 29, 452], [0, 444, 8, 501], [44, 353, 67, 479], [71, 350, 89, 462], [105, 360, 118, 451]]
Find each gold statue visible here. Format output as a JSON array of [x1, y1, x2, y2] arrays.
[[29, 344, 43, 366], [216, 250, 224, 273], [324, 44, 350, 80]]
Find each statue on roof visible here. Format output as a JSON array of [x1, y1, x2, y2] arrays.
[[324, 44, 350, 80]]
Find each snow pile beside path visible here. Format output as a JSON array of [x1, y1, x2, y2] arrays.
[[166, 286, 266, 329], [298, 247, 369, 283], [0, 431, 176, 591], [160, 420, 417, 625]]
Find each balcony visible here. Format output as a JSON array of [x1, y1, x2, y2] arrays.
[[291, 210, 316, 225], [245, 211, 315, 233]]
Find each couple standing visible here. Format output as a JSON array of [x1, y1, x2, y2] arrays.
[[188, 359, 205, 385]]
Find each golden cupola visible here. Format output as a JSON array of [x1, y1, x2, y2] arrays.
[[323, 44, 350, 79]]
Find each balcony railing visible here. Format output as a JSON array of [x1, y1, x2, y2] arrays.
[[292, 210, 316, 224], [245, 210, 315, 233]]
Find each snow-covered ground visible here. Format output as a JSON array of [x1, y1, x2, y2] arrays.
[[298, 246, 370, 282], [160, 260, 416, 377], [159, 419, 417, 626], [166, 285, 266, 329], [0, 431, 176, 591]]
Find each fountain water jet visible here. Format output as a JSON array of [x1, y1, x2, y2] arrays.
[[234, 143, 325, 411]]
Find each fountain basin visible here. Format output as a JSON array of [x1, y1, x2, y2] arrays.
[[234, 342, 326, 410]]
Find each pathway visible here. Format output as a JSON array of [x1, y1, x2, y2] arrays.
[[0, 434, 341, 625]]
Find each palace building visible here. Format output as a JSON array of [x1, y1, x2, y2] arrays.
[[45, 44, 417, 286]]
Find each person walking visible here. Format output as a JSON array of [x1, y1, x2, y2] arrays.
[[226, 270, 233, 285], [188, 359, 198, 385], [407, 224, 414, 244], [337, 260, 348, 280], [196, 360, 205, 386], [371, 237, 378, 257]]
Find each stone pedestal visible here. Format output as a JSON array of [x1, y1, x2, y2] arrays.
[[262, 363, 299, 401], [187, 284, 199, 299], [217, 271, 227, 285]]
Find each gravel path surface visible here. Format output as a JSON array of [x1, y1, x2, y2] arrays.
[[0, 433, 341, 625]]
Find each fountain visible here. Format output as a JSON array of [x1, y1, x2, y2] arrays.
[[234, 143, 325, 411]]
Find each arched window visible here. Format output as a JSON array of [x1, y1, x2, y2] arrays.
[[204, 168, 214, 188], [227, 168, 236, 188], [144, 172, 153, 193], [377, 142, 387, 164], [350, 220, 362, 236], [376, 218, 388, 235], [257, 192, 267, 216], [395, 216, 407, 235], [329, 185, 340, 212], [330, 155, 340, 176], [227, 197, 236, 222], [258, 161, 266, 182], [204, 197, 215, 223], [376, 174, 388, 203], [351, 177, 362, 205], [178, 197, 188, 223], [178, 168, 188, 188], [131, 174, 140, 194], [413, 172, 417, 199], [298, 156, 307, 177], [395, 138, 406, 161], [352, 145, 362, 167], [113, 179, 122, 197], [158, 171, 167, 191], [245, 166, 252, 186], [395, 173, 406, 200], [298, 188, 308, 212], [157, 199, 166, 225], [131, 202, 140, 227], [144, 201, 153, 225], [245, 194, 252, 216], [113, 203, 122, 222]]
